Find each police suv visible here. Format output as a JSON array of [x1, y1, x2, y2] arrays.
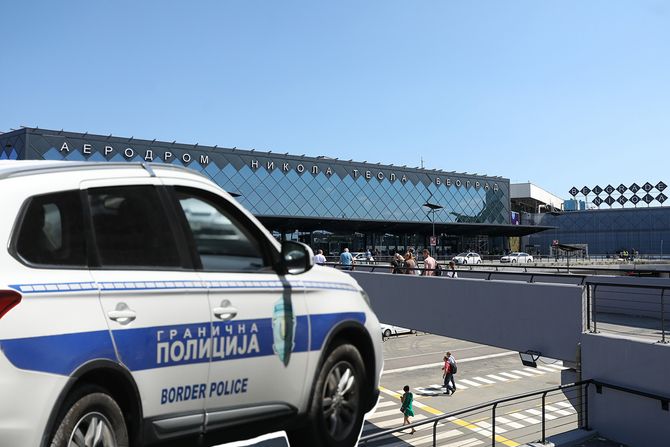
[[0, 161, 383, 447]]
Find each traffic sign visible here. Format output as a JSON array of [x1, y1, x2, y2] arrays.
[[430, 236, 437, 246]]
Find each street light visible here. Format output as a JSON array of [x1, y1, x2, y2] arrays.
[[423, 202, 443, 256]]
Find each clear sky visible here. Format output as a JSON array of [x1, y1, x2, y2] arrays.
[[2, 1, 668, 199]]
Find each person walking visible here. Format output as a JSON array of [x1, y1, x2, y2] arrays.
[[447, 351, 457, 393], [446, 260, 458, 278], [390, 252, 405, 274], [313, 249, 326, 265], [442, 355, 455, 394], [404, 252, 417, 275], [400, 385, 416, 434], [340, 247, 354, 270], [421, 249, 437, 276]]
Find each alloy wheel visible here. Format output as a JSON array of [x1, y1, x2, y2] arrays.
[[68, 412, 117, 447]]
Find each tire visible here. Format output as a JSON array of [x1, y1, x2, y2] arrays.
[[512, 259, 516, 263], [462, 260, 467, 264], [288, 343, 367, 447], [50, 384, 129, 447], [383, 329, 392, 338]]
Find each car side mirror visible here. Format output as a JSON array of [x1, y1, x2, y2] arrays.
[[281, 241, 314, 275]]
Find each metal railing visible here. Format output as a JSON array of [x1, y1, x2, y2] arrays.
[[359, 379, 670, 446], [325, 261, 670, 277], [586, 279, 670, 343]]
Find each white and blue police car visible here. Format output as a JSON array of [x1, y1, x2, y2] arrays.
[[0, 161, 383, 447]]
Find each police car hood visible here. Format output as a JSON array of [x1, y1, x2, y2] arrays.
[[301, 263, 364, 292]]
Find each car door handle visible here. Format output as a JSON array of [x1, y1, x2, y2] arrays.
[[213, 300, 238, 321], [108, 303, 136, 325]]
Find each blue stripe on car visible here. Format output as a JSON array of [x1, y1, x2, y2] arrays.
[[0, 312, 366, 375]]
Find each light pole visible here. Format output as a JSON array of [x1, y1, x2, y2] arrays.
[[423, 202, 443, 256]]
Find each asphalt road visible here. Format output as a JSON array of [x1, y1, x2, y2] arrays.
[[219, 332, 577, 447]]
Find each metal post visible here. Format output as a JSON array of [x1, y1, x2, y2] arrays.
[[433, 421, 437, 446], [661, 289, 667, 344], [491, 403, 497, 447], [592, 284, 598, 333], [586, 284, 591, 332], [584, 383, 590, 430], [541, 392, 547, 443]]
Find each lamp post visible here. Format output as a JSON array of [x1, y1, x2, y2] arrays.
[[423, 202, 443, 256]]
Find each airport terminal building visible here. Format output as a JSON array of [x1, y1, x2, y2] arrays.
[[0, 127, 543, 256]]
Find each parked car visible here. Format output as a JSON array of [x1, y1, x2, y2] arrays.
[[0, 160, 383, 447], [352, 252, 374, 264], [380, 323, 414, 338], [452, 252, 482, 264], [501, 252, 534, 263]]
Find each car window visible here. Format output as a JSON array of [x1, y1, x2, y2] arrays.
[[15, 191, 86, 266], [87, 185, 182, 268], [175, 188, 267, 272]]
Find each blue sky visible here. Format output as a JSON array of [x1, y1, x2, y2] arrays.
[[2, 1, 668, 199]]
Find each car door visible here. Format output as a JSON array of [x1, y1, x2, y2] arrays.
[[165, 182, 309, 430], [83, 180, 212, 436]]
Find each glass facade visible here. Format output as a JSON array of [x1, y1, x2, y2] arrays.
[[0, 128, 511, 228], [523, 207, 670, 256]]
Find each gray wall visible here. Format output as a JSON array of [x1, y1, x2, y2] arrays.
[[350, 271, 584, 362], [581, 333, 670, 446]]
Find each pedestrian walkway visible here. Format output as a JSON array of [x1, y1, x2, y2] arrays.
[[362, 379, 577, 447], [413, 363, 568, 396]]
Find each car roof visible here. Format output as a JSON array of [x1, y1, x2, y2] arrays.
[[0, 160, 204, 181]]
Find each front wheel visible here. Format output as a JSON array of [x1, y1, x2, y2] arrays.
[[50, 384, 129, 447], [288, 344, 367, 447], [383, 329, 392, 338]]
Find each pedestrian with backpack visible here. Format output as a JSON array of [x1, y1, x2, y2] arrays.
[[442, 355, 455, 395], [447, 351, 457, 393]]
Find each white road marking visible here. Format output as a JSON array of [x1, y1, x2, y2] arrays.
[[408, 430, 469, 447], [470, 376, 496, 384], [510, 412, 541, 424], [458, 379, 484, 387], [375, 400, 398, 409], [536, 366, 558, 373], [554, 409, 573, 416], [546, 363, 568, 370], [486, 374, 509, 382], [499, 372, 522, 379], [365, 414, 427, 429], [511, 369, 537, 377], [523, 367, 546, 374], [382, 351, 517, 375], [369, 408, 406, 419], [525, 408, 557, 420], [442, 437, 484, 447], [555, 401, 575, 410]]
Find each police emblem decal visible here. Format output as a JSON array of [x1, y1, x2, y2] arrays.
[[272, 296, 296, 366]]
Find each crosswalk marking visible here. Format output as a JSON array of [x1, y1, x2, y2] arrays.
[[511, 369, 536, 377], [555, 401, 575, 409], [546, 363, 568, 370], [510, 412, 540, 424], [499, 372, 522, 379], [554, 409, 573, 416], [536, 366, 557, 373], [442, 438, 484, 447], [369, 408, 408, 419], [486, 374, 509, 382], [458, 379, 484, 387], [405, 429, 465, 447], [366, 414, 427, 429], [524, 408, 556, 420], [374, 400, 398, 409], [523, 367, 546, 375], [471, 376, 496, 384]]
